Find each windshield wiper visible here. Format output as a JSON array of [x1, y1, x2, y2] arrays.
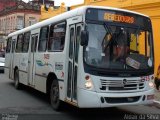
[[104, 23, 112, 36]]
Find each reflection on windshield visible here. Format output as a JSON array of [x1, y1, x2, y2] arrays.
[[84, 23, 153, 70]]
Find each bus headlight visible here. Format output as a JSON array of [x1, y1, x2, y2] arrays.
[[85, 75, 93, 89], [148, 81, 154, 88]]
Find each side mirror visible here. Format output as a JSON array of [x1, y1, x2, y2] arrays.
[[80, 30, 89, 46]]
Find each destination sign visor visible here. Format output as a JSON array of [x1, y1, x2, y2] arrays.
[[86, 8, 151, 29]]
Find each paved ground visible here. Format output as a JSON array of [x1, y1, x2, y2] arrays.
[[154, 89, 160, 109], [155, 90, 160, 101]]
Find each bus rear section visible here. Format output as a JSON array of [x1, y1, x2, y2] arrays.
[[73, 7, 155, 108]]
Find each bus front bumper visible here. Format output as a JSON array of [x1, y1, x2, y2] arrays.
[[77, 88, 154, 108]]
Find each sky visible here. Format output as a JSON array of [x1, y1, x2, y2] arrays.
[[22, 0, 84, 6]]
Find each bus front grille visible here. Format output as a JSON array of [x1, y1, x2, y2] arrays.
[[100, 79, 145, 91]]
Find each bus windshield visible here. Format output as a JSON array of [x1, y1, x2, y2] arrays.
[[84, 10, 154, 71]]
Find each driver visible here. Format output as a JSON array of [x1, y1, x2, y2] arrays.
[[113, 28, 129, 62]]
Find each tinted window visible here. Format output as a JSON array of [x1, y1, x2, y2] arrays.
[[48, 22, 66, 51], [38, 26, 49, 52]]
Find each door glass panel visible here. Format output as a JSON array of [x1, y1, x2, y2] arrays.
[[75, 26, 81, 63], [67, 27, 75, 98], [69, 28, 74, 59], [67, 62, 72, 98], [73, 66, 77, 100]]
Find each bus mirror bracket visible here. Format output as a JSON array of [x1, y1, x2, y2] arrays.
[[81, 30, 89, 46]]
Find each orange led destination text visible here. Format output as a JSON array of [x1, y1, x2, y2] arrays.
[[104, 12, 135, 24]]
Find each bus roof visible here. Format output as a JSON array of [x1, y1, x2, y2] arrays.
[[8, 5, 149, 37]]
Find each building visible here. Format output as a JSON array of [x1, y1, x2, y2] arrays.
[[0, 0, 40, 51], [0, 0, 16, 11], [29, 0, 54, 8]]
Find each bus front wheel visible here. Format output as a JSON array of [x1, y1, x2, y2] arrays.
[[50, 80, 62, 111]]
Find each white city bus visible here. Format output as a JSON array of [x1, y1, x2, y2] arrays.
[[5, 6, 155, 110]]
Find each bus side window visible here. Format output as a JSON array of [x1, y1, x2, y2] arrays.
[[16, 34, 23, 53], [23, 32, 30, 53], [48, 22, 66, 51], [38, 26, 49, 52]]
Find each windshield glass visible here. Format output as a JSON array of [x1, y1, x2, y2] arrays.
[[84, 23, 153, 70]]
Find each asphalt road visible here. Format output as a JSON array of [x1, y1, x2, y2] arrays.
[[0, 73, 160, 120]]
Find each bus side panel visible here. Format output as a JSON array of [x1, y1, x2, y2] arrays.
[[34, 52, 48, 93], [19, 53, 29, 86], [34, 75, 46, 93], [34, 52, 66, 95], [13, 53, 28, 86]]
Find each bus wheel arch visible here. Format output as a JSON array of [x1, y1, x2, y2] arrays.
[[47, 72, 62, 111], [14, 66, 21, 89], [46, 72, 57, 95]]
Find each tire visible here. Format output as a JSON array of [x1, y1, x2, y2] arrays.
[[50, 80, 62, 111], [14, 69, 21, 89]]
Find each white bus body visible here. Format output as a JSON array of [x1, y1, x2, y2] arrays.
[[5, 6, 155, 110]]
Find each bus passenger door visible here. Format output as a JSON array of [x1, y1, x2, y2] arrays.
[[67, 24, 82, 103], [28, 34, 38, 86]]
